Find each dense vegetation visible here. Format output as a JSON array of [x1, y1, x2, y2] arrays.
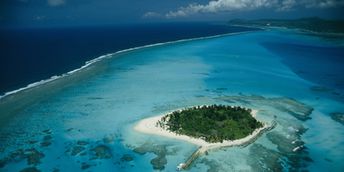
[[157, 105, 263, 143]]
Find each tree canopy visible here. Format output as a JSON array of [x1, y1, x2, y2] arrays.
[[157, 105, 263, 143]]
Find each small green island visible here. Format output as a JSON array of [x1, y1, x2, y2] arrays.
[[157, 105, 263, 143]]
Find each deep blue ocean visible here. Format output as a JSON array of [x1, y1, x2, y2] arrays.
[[0, 23, 257, 94], [262, 41, 344, 91], [0, 24, 344, 171]]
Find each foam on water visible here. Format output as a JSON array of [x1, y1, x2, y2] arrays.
[[0, 31, 254, 100], [0, 29, 343, 171]]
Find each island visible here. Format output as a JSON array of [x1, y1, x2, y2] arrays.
[[228, 17, 344, 38], [157, 105, 263, 143], [135, 105, 272, 170]]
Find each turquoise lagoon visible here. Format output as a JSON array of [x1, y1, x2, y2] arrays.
[[0, 29, 344, 171]]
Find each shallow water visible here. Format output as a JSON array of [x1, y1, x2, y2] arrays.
[[0, 30, 343, 171]]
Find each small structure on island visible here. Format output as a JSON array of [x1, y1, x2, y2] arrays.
[[158, 105, 266, 170], [176, 163, 186, 171], [135, 104, 275, 171]]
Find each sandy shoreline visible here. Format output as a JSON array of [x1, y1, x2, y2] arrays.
[[134, 109, 269, 150]]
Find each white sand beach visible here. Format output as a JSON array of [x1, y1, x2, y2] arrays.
[[134, 109, 269, 151]]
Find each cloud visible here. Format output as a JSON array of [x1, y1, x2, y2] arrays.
[[166, 0, 273, 18], [165, 0, 344, 18], [301, 0, 344, 8], [278, 0, 296, 11], [143, 12, 162, 18], [47, 0, 65, 7]]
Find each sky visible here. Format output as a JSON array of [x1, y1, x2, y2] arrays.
[[1, 0, 344, 28]]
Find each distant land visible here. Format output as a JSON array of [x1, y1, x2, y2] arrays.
[[228, 17, 344, 37]]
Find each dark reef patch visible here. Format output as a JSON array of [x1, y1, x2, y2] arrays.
[[266, 131, 312, 171], [103, 134, 116, 144], [81, 162, 91, 170], [42, 129, 52, 135], [26, 148, 45, 165], [216, 94, 313, 170], [248, 144, 283, 172], [71, 146, 86, 156], [59, 136, 125, 170], [120, 154, 134, 162], [77, 140, 89, 146], [20, 167, 41, 172], [330, 112, 344, 125], [150, 155, 167, 170], [91, 145, 112, 159], [40, 130, 53, 148], [133, 143, 168, 170], [40, 141, 51, 147], [0, 147, 45, 169]]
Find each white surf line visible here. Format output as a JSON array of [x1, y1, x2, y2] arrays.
[[0, 29, 258, 100]]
